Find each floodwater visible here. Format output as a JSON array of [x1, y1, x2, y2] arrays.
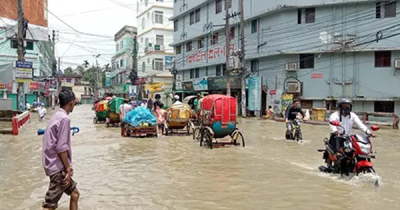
[[1, 105, 400, 210]]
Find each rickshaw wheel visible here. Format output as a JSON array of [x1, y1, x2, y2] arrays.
[[200, 129, 213, 149], [187, 124, 191, 135], [193, 127, 200, 141], [165, 128, 169, 136], [93, 117, 97, 124], [232, 131, 245, 147], [106, 122, 110, 128]]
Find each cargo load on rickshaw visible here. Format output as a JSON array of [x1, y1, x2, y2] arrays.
[[93, 100, 109, 124], [164, 103, 194, 135], [194, 94, 245, 149], [122, 106, 157, 137]]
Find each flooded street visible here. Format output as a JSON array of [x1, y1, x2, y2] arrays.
[[1, 104, 400, 210]]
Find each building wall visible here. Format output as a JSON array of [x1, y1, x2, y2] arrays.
[[0, 0, 48, 27], [172, 0, 400, 110]]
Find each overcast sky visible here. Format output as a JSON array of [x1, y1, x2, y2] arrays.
[[48, 0, 137, 70]]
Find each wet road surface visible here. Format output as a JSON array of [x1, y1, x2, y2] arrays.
[[1, 105, 400, 210]]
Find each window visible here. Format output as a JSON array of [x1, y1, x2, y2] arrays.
[[375, 51, 391, 67], [376, 1, 397, 18], [222, 64, 226, 76], [142, 62, 146, 72], [145, 38, 149, 47], [195, 9, 201, 23], [66, 78, 72, 83], [154, 58, 163, 70], [186, 41, 192, 52], [251, 59, 259, 72], [301, 100, 313, 109], [156, 35, 164, 45], [195, 68, 200, 78], [216, 0, 222, 14], [305, 8, 316, 23], [155, 11, 164, 24], [174, 20, 178, 31], [198, 38, 204, 49], [374, 101, 394, 113], [226, 0, 231, 9], [141, 37, 143, 43], [300, 54, 315, 69], [145, 0, 148, 6], [251, 19, 258, 34], [142, 18, 145, 29], [156, 0, 164, 2], [216, 64, 222, 76], [230, 27, 235, 39], [176, 45, 182, 54], [120, 59, 124, 67], [190, 69, 194, 79], [120, 40, 124, 50], [190, 11, 195, 25], [26, 41, 34, 50], [211, 33, 218, 45], [298, 8, 316, 24], [116, 43, 119, 52], [11, 40, 34, 50]]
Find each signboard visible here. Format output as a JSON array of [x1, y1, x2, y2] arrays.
[[281, 94, 294, 116], [105, 72, 111, 87], [207, 76, 241, 90], [0, 83, 10, 90], [49, 80, 58, 91], [175, 81, 182, 90], [311, 73, 323, 79], [269, 90, 276, 95], [187, 44, 235, 64], [145, 83, 165, 93], [44, 82, 50, 97], [15, 61, 33, 68], [182, 81, 194, 91], [135, 78, 147, 85], [248, 76, 262, 111], [15, 68, 33, 79], [29, 82, 40, 90], [165, 56, 174, 70], [193, 78, 208, 91]]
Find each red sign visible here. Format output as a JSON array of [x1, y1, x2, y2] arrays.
[[44, 82, 50, 97], [269, 90, 276, 95], [29, 82, 40, 90], [0, 83, 12, 90], [135, 78, 147, 85], [187, 44, 235, 64], [311, 73, 323, 79]]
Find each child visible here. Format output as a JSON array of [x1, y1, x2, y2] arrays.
[[42, 89, 80, 210], [156, 102, 167, 136], [37, 103, 47, 122]]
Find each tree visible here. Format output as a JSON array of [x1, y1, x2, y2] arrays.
[[82, 66, 105, 91], [64, 67, 74, 75], [75, 66, 85, 76]]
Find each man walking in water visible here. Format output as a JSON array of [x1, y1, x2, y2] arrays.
[[284, 99, 306, 140], [42, 89, 79, 210]]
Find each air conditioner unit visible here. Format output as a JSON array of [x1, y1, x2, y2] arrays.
[[395, 59, 400, 69], [229, 56, 240, 69], [286, 62, 298, 71], [287, 81, 301, 93]]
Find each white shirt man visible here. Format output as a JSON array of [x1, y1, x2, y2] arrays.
[[329, 111, 370, 135]]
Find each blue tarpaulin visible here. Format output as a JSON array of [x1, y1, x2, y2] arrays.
[[124, 106, 157, 127]]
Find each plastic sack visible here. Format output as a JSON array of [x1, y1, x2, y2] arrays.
[[124, 106, 157, 127]]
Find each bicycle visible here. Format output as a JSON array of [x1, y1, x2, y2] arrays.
[[285, 119, 302, 141]]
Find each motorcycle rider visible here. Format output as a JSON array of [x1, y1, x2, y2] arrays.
[[285, 99, 306, 140], [328, 98, 376, 154]]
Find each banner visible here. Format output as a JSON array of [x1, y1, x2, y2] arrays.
[[105, 72, 111, 87], [248, 76, 262, 111], [145, 83, 165, 93], [44, 82, 50, 97], [29, 82, 40, 90], [281, 94, 294, 116], [207, 76, 240, 90], [193, 78, 208, 91], [165, 56, 174, 70], [182, 81, 194, 91]]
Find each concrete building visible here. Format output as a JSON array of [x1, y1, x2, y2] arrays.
[[110, 26, 137, 98], [0, 1, 55, 110], [171, 0, 400, 114], [58, 74, 93, 104]]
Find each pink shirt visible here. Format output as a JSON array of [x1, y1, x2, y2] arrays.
[[42, 109, 72, 176], [156, 108, 166, 125]]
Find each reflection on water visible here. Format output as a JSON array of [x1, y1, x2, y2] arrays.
[[0, 105, 399, 209]]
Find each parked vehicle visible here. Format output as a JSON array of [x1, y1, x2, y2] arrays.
[[164, 103, 194, 135], [93, 100, 109, 124]]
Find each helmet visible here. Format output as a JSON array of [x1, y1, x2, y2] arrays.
[[337, 98, 353, 109], [174, 95, 180, 100]]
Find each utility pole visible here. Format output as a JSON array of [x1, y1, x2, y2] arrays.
[[225, 0, 231, 96], [130, 36, 138, 99], [17, 0, 24, 61], [240, 0, 246, 117]]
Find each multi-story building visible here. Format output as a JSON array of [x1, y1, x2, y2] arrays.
[[171, 0, 400, 114], [0, 0, 56, 110], [110, 26, 137, 98], [136, 0, 174, 103]]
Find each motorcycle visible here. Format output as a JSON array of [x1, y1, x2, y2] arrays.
[[318, 120, 379, 176]]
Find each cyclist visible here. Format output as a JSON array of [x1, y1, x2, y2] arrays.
[[285, 99, 306, 140]]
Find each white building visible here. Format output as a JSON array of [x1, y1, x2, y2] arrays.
[[137, 0, 174, 76]]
